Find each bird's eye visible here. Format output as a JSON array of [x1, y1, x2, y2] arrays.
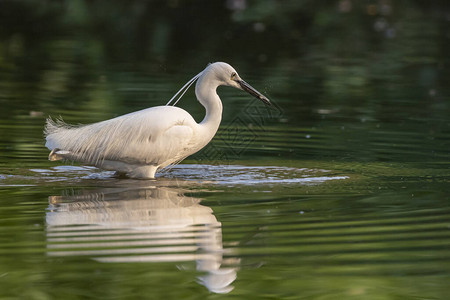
[[231, 72, 237, 80]]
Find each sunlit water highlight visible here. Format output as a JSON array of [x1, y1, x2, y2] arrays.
[[0, 164, 349, 186]]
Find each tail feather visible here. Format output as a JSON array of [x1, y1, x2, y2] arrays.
[[44, 117, 80, 159], [44, 116, 73, 137], [44, 115, 128, 165]]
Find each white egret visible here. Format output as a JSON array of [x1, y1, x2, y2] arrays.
[[44, 62, 271, 179]]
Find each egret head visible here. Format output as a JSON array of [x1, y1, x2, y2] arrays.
[[204, 62, 271, 106]]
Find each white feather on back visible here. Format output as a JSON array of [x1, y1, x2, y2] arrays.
[[45, 106, 199, 168]]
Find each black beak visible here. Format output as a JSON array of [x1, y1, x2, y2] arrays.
[[238, 80, 271, 106]]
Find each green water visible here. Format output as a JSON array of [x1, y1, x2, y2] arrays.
[[1, 1, 449, 299]]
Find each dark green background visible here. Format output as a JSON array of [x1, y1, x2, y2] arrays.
[[0, 1, 449, 299]]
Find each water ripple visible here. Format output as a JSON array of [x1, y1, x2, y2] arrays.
[[1, 164, 348, 187]]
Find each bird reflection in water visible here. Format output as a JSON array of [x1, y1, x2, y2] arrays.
[[46, 184, 238, 294]]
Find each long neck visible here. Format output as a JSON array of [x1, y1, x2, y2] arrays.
[[195, 75, 223, 143]]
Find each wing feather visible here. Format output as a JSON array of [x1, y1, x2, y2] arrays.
[[45, 106, 198, 167]]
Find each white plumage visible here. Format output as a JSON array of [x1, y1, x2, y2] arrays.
[[44, 62, 270, 179]]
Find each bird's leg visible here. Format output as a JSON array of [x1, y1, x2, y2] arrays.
[[127, 165, 158, 179]]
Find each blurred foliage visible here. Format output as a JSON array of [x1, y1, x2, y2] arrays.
[[0, 0, 448, 109]]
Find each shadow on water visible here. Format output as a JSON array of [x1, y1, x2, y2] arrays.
[[46, 185, 238, 294]]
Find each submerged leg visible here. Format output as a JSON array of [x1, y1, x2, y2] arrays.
[[127, 165, 158, 179], [97, 160, 158, 179]]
